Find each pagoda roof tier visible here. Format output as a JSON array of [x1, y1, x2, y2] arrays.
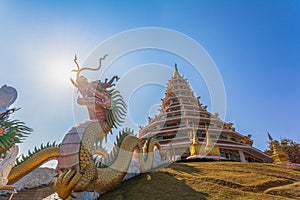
[[139, 115, 226, 132], [162, 104, 208, 112], [146, 115, 220, 124], [141, 125, 245, 139], [139, 65, 257, 157], [156, 136, 246, 146]]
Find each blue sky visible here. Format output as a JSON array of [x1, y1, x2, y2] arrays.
[[1, 1, 299, 160]]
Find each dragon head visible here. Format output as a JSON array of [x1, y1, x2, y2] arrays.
[[70, 55, 126, 128]]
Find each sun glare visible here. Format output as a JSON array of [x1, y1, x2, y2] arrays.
[[41, 58, 74, 93]]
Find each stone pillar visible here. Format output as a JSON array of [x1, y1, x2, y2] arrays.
[[239, 150, 246, 162]]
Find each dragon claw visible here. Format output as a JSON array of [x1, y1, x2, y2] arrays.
[[54, 168, 83, 200]]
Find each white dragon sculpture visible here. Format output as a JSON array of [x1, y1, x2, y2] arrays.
[[0, 85, 30, 186]]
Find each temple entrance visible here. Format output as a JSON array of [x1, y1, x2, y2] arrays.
[[220, 149, 241, 161]]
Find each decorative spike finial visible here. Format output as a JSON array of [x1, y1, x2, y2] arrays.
[[267, 130, 273, 141], [173, 63, 180, 78], [192, 126, 199, 144], [205, 127, 212, 146]]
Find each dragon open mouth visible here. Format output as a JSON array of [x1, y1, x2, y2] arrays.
[[77, 88, 113, 109]]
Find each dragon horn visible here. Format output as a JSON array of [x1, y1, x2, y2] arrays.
[[77, 54, 108, 77]]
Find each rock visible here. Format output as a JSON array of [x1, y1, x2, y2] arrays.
[[13, 167, 56, 191], [45, 191, 100, 200], [72, 191, 100, 200], [43, 192, 61, 200]]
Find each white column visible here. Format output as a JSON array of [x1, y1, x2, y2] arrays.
[[239, 150, 246, 162]]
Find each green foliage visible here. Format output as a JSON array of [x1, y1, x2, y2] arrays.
[[280, 138, 300, 164], [0, 119, 32, 155]]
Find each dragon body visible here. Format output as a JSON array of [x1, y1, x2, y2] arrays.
[[7, 144, 59, 184], [1, 56, 161, 200], [54, 56, 161, 199]]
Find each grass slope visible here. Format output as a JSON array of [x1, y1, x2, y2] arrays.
[[100, 162, 300, 200]]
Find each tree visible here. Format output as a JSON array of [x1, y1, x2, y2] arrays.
[[265, 138, 300, 164]]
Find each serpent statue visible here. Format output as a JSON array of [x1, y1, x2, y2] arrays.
[[1, 55, 161, 199], [0, 85, 31, 186], [54, 55, 161, 199]]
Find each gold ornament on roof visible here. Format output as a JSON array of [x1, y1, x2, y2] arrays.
[[189, 126, 201, 156], [205, 127, 221, 157], [267, 130, 289, 165]]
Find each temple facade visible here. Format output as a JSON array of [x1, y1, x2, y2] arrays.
[[139, 65, 273, 163]]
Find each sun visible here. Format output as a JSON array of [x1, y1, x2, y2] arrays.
[[39, 57, 75, 93]]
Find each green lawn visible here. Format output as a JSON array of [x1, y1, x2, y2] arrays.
[[100, 162, 300, 200]]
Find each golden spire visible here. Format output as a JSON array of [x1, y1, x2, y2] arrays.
[[266, 131, 289, 165], [267, 130, 273, 141], [189, 125, 201, 156], [205, 127, 212, 150], [205, 127, 221, 156], [267, 130, 279, 153], [192, 126, 199, 144], [173, 63, 180, 78]]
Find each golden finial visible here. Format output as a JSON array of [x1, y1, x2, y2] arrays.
[[266, 130, 289, 165], [266, 130, 273, 141], [173, 63, 180, 78], [189, 125, 201, 156], [192, 126, 199, 144], [205, 127, 212, 147], [205, 126, 221, 157]]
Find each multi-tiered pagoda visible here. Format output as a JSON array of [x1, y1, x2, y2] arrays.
[[139, 65, 272, 163]]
